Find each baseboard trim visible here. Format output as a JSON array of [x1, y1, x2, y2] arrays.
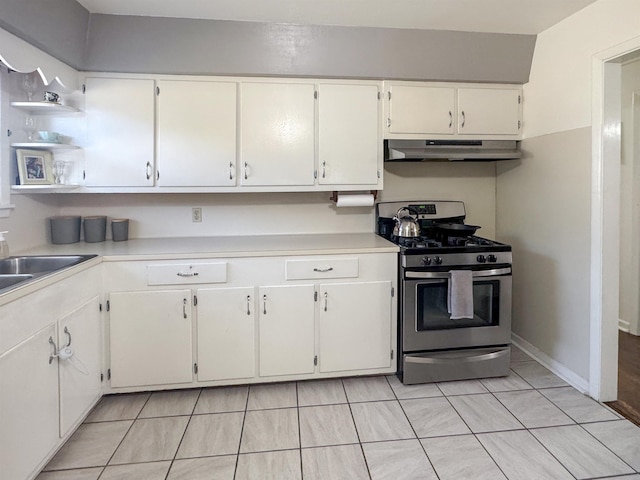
[[511, 333, 590, 394], [618, 318, 630, 332]]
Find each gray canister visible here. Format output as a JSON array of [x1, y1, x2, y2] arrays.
[[49, 216, 81, 244], [83, 216, 107, 243], [111, 218, 129, 242]]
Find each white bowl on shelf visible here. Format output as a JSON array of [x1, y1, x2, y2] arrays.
[[37, 131, 61, 143]]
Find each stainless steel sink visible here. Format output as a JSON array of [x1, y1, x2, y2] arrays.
[[0, 254, 98, 294], [0, 274, 34, 290], [0, 255, 95, 275]]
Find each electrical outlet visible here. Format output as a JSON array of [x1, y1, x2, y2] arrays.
[[192, 207, 202, 223]]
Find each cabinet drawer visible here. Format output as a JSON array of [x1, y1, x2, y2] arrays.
[[285, 257, 359, 280], [147, 262, 227, 285]]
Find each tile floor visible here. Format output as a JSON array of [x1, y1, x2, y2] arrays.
[[38, 347, 640, 480]]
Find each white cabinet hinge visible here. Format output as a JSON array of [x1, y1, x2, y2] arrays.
[[314, 355, 318, 366], [387, 118, 391, 128], [518, 120, 521, 130], [194, 363, 198, 374], [518, 95, 522, 104], [377, 170, 381, 179]]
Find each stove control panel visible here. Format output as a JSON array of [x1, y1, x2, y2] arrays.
[[421, 256, 443, 266]]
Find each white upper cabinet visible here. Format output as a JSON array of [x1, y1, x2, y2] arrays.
[[85, 77, 156, 187], [387, 85, 455, 135], [239, 82, 315, 186], [157, 80, 237, 187], [385, 82, 522, 140], [318, 83, 381, 186], [457, 87, 521, 136]]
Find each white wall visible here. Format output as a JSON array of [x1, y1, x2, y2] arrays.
[[497, 0, 640, 383], [619, 58, 640, 336], [0, 194, 59, 252], [39, 162, 497, 243]]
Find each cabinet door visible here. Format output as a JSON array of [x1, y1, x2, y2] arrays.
[[157, 80, 237, 186], [240, 83, 315, 186], [457, 88, 521, 135], [58, 296, 102, 437], [85, 77, 155, 187], [109, 290, 193, 388], [319, 281, 392, 373], [0, 325, 59, 480], [259, 285, 315, 377], [196, 287, 255, 381], [318, 84, 380, 185], [388, 85, 455, 135]]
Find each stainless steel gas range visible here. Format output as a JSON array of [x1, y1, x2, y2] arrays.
[[376, 200, 512, 384]]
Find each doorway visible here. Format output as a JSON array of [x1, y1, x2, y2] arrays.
[[606, 58, 640, 425], [591, 39, 640, 416]]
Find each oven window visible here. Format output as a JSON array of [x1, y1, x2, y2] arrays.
[[416, 280, 500, 330]]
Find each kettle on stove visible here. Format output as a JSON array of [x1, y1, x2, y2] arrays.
[[393, 207, 421, 238]]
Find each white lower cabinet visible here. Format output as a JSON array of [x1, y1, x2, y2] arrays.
[[0, 325, 59, 480], [105, 252, 396, 391], [258, 284, 316, 377], [0, 266, 103, 480], [196, 287, 255, 381], [318, 281, 393, 373], [58, 296, 103, 437], [109, 290, 193, 388]]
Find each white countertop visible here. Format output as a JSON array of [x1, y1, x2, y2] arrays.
[[2, 233, 398, 305], [20, 233, 399, 261]]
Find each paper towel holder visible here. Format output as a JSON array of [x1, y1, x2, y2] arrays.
[[330, 190, 378, 203]]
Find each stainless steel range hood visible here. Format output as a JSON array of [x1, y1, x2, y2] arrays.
[[384, 139, 522, 162]]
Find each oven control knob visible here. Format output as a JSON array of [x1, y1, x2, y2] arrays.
[[476, 255, 487, 263], [487, 254, 497, 263], [434, 256, 443, 265], [422, 257, 432, 266]]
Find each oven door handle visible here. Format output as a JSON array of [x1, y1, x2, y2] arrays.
[[405, 348, 508, 364], [405, 267, 511, 279]]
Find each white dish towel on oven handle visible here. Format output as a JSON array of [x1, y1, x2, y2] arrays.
[[448, 270, 474, 320]]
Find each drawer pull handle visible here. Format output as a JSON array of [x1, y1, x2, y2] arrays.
[[183, 298, 188, 319], [247, 295, 251, 315], [263, 294, 267, 315], [313, 267, 334, 273], [177, 272, 199, 277], [324, 292, 328, 312]]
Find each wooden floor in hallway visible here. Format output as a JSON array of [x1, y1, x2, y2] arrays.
[[606, 331, 640, 426]]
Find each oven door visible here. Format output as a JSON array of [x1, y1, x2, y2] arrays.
[[401, 267, 511, 352]]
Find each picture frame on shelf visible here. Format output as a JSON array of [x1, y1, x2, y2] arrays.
[[16, 149, 54, 185]]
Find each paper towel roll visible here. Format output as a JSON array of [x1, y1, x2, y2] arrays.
[[335, 193, 375, 207]]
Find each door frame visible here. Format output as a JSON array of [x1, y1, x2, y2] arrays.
[[590, 35, 640, 401]]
